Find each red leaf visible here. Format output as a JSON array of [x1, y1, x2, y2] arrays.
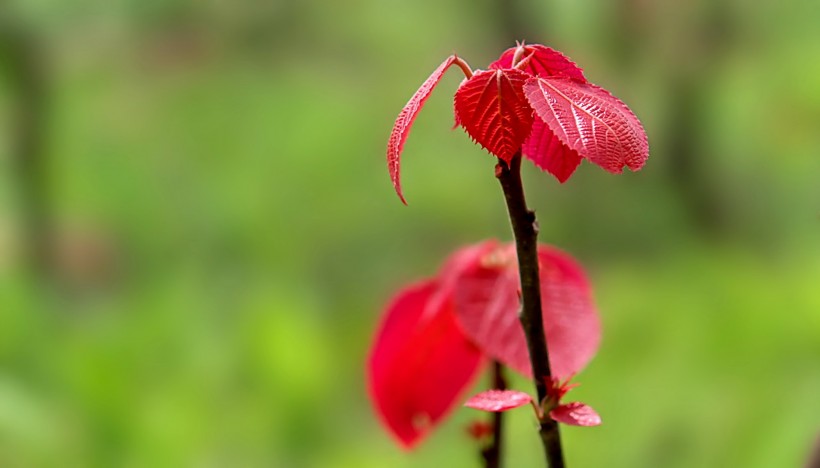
[[432, 240, 500, 308], [452, 244, 601, 379], [454, 69, 534, 162], [387, 56, 459, 204], [464, 390, 533, 412], [523, 117, 583, 183], [549, 402, 602, 426], [523, 77, 649, 173], [490, 44, 587, 82], [537, 247, 601, 379], [367, 280, 484, 449]]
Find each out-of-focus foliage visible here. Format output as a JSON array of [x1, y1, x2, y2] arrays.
[[0, 0, 818, 466]]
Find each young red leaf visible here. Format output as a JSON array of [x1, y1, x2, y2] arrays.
[[454, 69, 534, 163], [490, 44, 587, 82], [367, 280, 484, 449], [523, 117, 583, 183], [549, 402, 602, 426], [452, 244, 601, 379], [523, 77, 649, 173], [464, 390, 533, 412], [546, 376, 580, 403], [388, 55, 460, 204]]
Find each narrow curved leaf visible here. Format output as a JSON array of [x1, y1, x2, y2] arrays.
[[549, 402, 602, 426], [490, 44, 587, 82], [464, 390, 533, 412], [523, 117, 583, 183], [388, 55, 459, 204], [452, 244, 601, 379], [523, 77, 649, 173], [367, 280, 484, 449], [454, 69, 533, 162]]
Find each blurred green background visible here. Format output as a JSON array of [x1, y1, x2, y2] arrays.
[[0, 0, 818, 466]]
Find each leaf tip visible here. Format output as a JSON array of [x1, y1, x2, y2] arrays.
[[395, 188, 408, 205], [388, 158, 409, 204]]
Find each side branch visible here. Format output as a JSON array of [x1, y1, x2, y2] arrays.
[[495, 154, 564, 468], [482, 361, 507, 468]]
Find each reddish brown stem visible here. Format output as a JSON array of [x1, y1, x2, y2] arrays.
[[495, 153, 565, 468]]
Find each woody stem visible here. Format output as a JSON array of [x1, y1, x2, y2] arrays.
[[482, 361, 507, 468], [495, 153, 565, 468]]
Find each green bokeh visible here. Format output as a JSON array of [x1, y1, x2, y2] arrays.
[[1, 0, 818, 466]]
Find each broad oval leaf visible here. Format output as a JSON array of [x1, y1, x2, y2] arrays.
[[490, 44, 587, 82], [523, 117, 583, 183], [367, 280, 484, 449], [523, 77, 649, 173], [454, 69, 533, 163], [388, 55, 458, 204], [464, 390, 533, 412], [537, 247, 601, 379], [452, 244, 601, 379], [549, 402, 602, 426]]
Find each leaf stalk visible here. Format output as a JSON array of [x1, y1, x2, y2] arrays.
[[453, 55, 474, 78]]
